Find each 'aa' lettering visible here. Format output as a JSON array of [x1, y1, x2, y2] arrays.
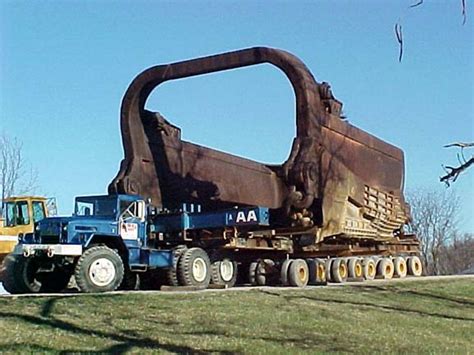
[[236, 210, 258, 223]]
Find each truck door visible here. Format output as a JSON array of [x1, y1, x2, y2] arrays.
[[119, 200, 146, 244]]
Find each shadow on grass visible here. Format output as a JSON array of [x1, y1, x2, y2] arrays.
[[0, 297, 235, 354], [258, 290, 474, 322], [346, 285, 474, 307]]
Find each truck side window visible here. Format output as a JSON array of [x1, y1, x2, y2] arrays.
[[33, 201, 46, 223]]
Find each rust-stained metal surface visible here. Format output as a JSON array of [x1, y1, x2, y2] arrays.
[[109, 47, 409, 241]]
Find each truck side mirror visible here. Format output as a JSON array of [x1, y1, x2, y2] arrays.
[[137, 201, 146, 221]]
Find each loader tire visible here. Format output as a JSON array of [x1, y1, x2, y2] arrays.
[[75, 246, 124, 293], [377, 258, 394, 279], [331, 258, 348, 283], [211, 258, 237, 288], [2, 254, 70, 294], [393, 256, 407, 278], [288, 259, 309, 288], [178, 247, 211, 288], [407, 256, 423, 276]]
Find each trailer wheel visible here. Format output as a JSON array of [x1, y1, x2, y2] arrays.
[[347, 258, 363, 279], [407, 256, 423, 276], [2, 254, 70, 294], [280, 259, 293, 286], [325, 258, 334, 282], [288, 259, 309, 287], [393, 256, 407, 278], [331, 258, 348, 283], [75, 246, 124, 293], [315, 259, 327, 284], [307, 259, 317, 285], [211, 258, 237, 288], [178, 247, 211, 288], [167, 246, 187, 286], [363, 258, 376, 280], [249, 259, 274, 286], [376, 258, 394, 279]]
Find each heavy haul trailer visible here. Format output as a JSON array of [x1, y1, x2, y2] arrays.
[[3, 47, 423, 294]]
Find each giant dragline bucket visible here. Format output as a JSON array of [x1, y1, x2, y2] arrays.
[[109, 47, 408, 239]]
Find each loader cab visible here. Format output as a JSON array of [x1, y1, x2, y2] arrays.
[[1, 196, 48, 233], [0, 196, 50, 259]]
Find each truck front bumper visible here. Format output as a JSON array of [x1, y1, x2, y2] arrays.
[[13, 244, 83, 257]]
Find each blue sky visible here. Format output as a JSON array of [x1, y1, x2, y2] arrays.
[[1, 0, 473, 232]]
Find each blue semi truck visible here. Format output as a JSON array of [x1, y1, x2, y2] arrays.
[[2, 194, 270, 293]]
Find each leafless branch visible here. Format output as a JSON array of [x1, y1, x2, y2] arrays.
[[462, 0, 467, 25], [440, 142, 474, 186], [395, 23, 403, 62], [444, 142, 474, 148], [441, 158, 474, 186], [410, 0, 424, 8]]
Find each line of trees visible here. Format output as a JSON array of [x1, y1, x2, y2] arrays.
[[407, 188, 473, 275]]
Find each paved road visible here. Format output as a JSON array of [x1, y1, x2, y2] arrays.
[[0, 274, 472, 298]]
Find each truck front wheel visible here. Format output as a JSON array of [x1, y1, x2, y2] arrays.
[[74, 246, 124, 293]]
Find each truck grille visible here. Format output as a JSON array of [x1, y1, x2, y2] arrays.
[[40, 235, 60, 244]]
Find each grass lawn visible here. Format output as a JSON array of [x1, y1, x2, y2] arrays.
[[0, 277, 472, 353]]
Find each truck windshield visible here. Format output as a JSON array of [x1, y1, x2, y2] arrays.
[[75, 196, 118, 217]]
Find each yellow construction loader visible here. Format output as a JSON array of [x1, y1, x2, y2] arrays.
[[0, 196, 50, 265]]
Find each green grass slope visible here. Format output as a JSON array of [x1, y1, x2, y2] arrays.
[[0, 278, 472, 353]]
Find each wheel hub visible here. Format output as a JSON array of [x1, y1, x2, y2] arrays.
[[192, 257, 207, 282], [89, 258, 116, 287], [219, 260, 234, 282]]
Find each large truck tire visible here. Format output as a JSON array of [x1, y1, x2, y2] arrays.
[[249, 259, 275, 286], [308, 258, 326, 285], [376, 258, 394, 279], [363, 258, 377, 280], [211, 258, 237, 288], [314, 258, 327, 284], [407, 256, 423, 276], [288, 259, 309, 287], [331, 258, 348, 283], [74, 246, 124, 293], [167, 246, 187, 286], [2, 254, 70, 294], [347, 258, 363, 279], [393, 256, 407, 278], [119, 270, 140, 290], [325, 258, 334, 282], [178, 247, 211, 288], [280, 259, 293, 286]]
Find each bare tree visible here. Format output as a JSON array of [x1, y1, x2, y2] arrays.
[[438, 232, 474, 274], [407, 188, 460, 275], [0, 133, 38, 214]]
